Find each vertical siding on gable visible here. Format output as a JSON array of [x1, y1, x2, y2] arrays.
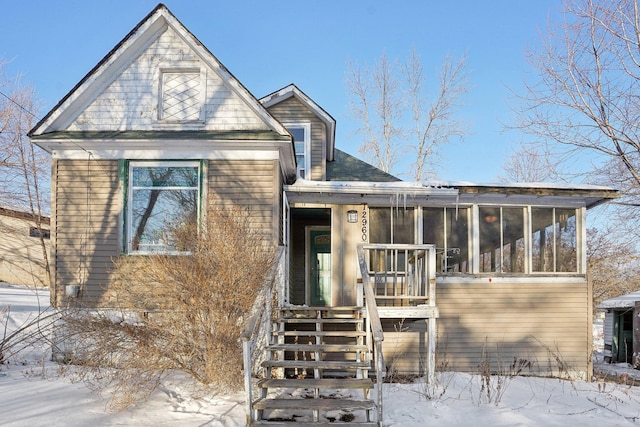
[[381, 279, 591, 379], [53, 159, 121, 306], [68, 26, 269, 132], [266, 97, 326, 180], [207, 159, 279, 244]]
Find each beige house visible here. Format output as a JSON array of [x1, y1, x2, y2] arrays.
[[29, 5, 618, 425], [0, 207, 50, 287]]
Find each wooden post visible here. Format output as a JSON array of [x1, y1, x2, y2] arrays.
[[634, 301, 640, 369], [242, 340, 253, 425]]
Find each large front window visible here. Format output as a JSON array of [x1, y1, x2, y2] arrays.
[[127, 161, 200, 254]]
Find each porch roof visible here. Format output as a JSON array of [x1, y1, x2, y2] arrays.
[[285, 179, 618, 208], [438, 181, 619, 209], [285, 179, 459, 204]]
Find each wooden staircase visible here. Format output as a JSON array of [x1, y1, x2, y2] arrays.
[[249, 306, 380, 426]]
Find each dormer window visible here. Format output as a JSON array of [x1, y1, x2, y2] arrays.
[[159, 67, 205, 122], [285, 123, 310, 179]]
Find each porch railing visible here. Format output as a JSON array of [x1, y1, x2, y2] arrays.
[[360, 244, 436, 307], [240, 246, 285, 426], [356, 244, 386, 425], [358, 244, 437, 385]]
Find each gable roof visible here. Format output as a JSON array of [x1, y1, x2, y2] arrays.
[[260, 84, 336, 161], [29, 3, 288, 138], [327, 149, 401, 182]]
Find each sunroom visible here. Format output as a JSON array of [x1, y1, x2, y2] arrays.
[[282, 180, 617, 377]]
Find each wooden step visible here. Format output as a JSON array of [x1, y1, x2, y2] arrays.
[[253, 397, 376, 411], [279, 317, 363, 324], [251, 422, 378, 427], [266, 343, 368, 352], [262, 360, 370, 370], [257, 378, 374, 390], [273, 330, 366, 337], [281, 306, 363, 311]]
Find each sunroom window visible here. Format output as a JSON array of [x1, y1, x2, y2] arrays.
[[127, 161, 200, 254], [423, 207, 470, 273], [531, 207, 577, 272], [369, 207, 414, 244], [478, 207, 525, 273]]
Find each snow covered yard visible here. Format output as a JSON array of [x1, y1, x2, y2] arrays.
[[2, 283, 640, 426]]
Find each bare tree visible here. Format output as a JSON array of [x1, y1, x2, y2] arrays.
[[347, 49, 469, 180], [514, 0, 640, 232], [588, 227, 640, 305], [0, 62, 51, 286], [498, 142, 564, 183], [347, 53, 403, 174], [404, 51, 469, 181]]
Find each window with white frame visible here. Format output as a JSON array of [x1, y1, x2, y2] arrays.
[[369, 207, 415, 244], [423, 207, 470, 273], [159, 68, 204, 122], [531, 207, 577, 272], [478, 206, 525, 273], [420, 204, 580, 274], [285, 124, 310, 179], [127, 161, 200, 254]]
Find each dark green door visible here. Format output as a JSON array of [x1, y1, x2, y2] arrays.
[[309, 228, 331, 306]]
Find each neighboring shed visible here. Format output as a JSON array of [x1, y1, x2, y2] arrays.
[[0, 207, 50, 287], [597, 292, 640, 367]]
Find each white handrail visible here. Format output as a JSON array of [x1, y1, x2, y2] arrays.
[[240, 246, 285, 425], [357, 244, 385, 425]]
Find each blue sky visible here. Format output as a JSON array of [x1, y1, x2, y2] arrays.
[[1, 1, 561, 182]]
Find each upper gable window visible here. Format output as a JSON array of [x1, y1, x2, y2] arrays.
[[285, 123, 310, 179], [159, 68, 205, 122]]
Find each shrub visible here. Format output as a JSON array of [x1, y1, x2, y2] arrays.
[[60, 205, 277, 410]]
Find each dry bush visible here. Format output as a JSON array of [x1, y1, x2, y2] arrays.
[[60, 205, 277, 410]]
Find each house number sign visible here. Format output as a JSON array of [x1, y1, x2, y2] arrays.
[[361, 207, 368, 241]]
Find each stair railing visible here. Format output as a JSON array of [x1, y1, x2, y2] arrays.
[[240, 246, 285, 426], [357, 244, 386, 426]]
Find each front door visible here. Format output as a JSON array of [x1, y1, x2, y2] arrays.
[[308, 227, 331, 306]]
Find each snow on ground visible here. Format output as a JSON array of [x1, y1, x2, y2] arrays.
[[1, 283, 640, 426]]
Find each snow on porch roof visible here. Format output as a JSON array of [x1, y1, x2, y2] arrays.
[[286, 178, 618, 207], [597, 291, 640, 309], [286, 178, 459, 196]]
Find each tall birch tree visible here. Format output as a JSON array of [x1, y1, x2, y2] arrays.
[[347, 49, 469, 181], [514, 0, 640, 240]]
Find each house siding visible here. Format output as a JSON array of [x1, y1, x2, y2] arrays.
[[207, 159, 280, 244], [266, 96, 326, 181], [52, 158, 281, 307], [0, 213, 50, 287], [68, 26, 269, 132], [382, 278, 591, 379], [53, 159, 121, 306]]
